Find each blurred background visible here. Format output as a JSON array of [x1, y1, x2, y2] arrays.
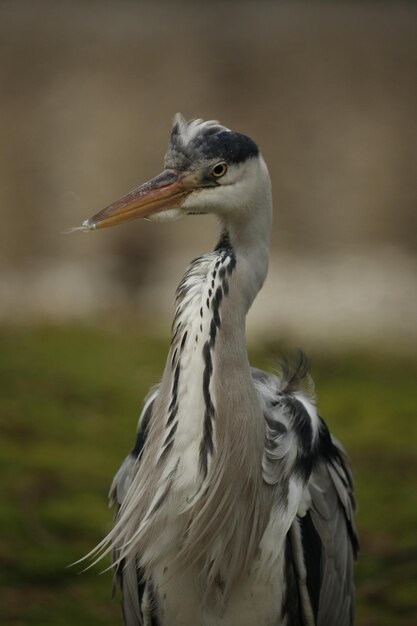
[[0, 1, 416, 625]]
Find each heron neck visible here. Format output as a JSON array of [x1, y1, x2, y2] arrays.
[[220, 219, 270, 313], [128, 203, 273, 585], [157, 212, 273, 582], [165, 207, 271, 478], [219, 157, 273, 313]]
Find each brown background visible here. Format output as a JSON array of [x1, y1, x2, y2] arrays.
[[0, 0, 416, 347]]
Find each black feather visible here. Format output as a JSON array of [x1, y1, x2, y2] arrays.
[[299, 511, 322, 622], [282, 533, 306, 625]]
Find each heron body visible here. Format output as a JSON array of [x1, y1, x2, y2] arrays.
[[80, 115, 358, 625]]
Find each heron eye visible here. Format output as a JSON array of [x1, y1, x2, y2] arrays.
[[211, 162, 228, 178]]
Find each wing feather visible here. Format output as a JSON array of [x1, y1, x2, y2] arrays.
[[252, 364, 358, 626], [299, 426, 358, 626], [110, 387, 160, 626]]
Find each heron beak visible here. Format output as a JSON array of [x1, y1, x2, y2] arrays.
[[76, 169, 199, 231]]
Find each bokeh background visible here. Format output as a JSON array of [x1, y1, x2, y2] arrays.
[[1, 1, 416, 625]]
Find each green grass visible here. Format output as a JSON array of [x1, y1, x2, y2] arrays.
[[1, 325, 416, 625]]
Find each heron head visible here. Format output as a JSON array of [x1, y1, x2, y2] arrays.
[[76, 114, 269, 231]]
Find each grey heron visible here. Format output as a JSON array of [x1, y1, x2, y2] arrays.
[[77, 115, 358, 626]]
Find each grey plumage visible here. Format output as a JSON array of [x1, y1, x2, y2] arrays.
[[110, 364, 358, 626], [80, 115, 358, 626]]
